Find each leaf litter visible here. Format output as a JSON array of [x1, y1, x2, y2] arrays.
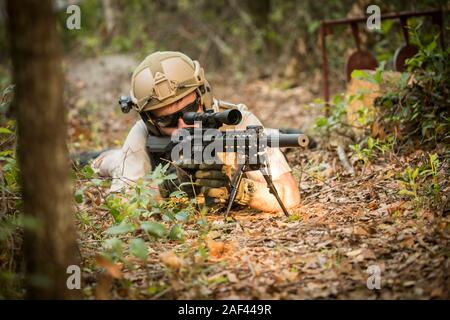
[[67, 56, 450, 300]]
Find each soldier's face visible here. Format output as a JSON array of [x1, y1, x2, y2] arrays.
[[152, 91, 201, 136]]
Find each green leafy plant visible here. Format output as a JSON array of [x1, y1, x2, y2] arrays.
[[375, 30, 450, 145], [351, 61, 386, 86], [314, 67, 385, 137], [420, 153, 441, 202], [350, 136, 393, 165], [89, 163, 203, 264], [0, 84, 14, 116], [398, 166, 420, 200], [397, 153, 443, 208], [314, 94, 348, 132]]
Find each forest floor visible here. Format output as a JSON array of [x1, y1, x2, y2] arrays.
[[67, 54, 450, 299]]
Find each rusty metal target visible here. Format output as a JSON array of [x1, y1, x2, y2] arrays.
[[345, 23, 378, 81], [320, 9, 445, 112], [346, 50, 379, 81], [394, 17, 419, 72]]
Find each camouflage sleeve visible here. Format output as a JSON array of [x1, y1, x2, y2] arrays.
[[92, 120, 151, 192]]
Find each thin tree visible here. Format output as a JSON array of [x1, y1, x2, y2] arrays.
[[7, 0, 81, 299]]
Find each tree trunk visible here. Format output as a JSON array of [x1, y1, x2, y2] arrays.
[[102, 0, 120, 38], [7, 0, 81, 299]]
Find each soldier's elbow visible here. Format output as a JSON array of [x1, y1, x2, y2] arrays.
[[278, 173, 301, 209]]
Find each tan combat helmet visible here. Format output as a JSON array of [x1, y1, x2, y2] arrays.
[[130, 51, 213, 114]]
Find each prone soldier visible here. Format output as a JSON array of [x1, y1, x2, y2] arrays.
[[92, 51, 304, 213]]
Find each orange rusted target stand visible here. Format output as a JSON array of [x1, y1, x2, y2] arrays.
[[320, 9, 445, 115]]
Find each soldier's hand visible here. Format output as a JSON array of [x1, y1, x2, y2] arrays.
[[194, 163, 230, 205]]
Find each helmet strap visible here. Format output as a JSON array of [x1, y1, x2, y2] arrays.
[[196, 87, 205, 108], [140, 112, 163, 136]]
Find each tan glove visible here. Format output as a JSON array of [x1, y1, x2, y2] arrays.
[[194, 164, 230, 205], [196, 163, 260, 207], [233, 177, 258, 206], [175, 163, 260, 208]]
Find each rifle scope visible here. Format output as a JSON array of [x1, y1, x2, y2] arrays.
[[183, 109, 242, 128]]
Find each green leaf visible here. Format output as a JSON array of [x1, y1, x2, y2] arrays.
[[0, 150, 14, 157], [381, 19, 394, 34], [141, 221, 167, 238], [164, 173, 178, 180], [208, 275, 228, 284], [162, 213, 174, 222], [374, 61, 386, 84], [129, 238, 148, 260], [169, 224, 184, 241], [104, 238, 123, 254], [374, 71, 383, 84], [331, 94, 343, 105], [105, 223, 136, 235], [125, 202, 139, 217], [351, 69, 368, 80], [81, 165, 95, 179], [399, 189, 415, 196], [315, 117, 328, 128], [0, 127, 13, 135], [109, 207, 123, 223], [367, 137, 375, 150], [399, 72, 410, 88], [197, 218, 207, 227], [90, 178, 103, 186], [74, 189, 84, 204], [412, 168, 419, 180], [170, 190, 187, 199], [313, 97, 325, 105], [175, 211, 190, 222], [426, 39, 436, 52]]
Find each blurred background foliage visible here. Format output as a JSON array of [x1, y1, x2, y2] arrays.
[[1, 0, 449, 87], [0, 0, 449, 299]]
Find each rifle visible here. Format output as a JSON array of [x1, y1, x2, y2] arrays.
[[145, 109, 309, 218]]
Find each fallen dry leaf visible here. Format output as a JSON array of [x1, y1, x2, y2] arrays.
[[346, 249, 363, 257], [367, 201, 378, 210], [207, 239, 226, 258], [226, 272, 238, 283], [283, 270, 298, 282], [206, 230, 221, 240], [95, 255, 122, 279], [386, 201, 406, 215], [353, 226, 369, 236], [160, 251, 183, 270], [400, 237, 415, 249], [346, 248, 376, 261]]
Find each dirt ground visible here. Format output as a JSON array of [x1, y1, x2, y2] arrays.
[[67, 54, 450, 299]]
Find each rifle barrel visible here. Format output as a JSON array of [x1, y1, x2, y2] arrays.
[[146, 131, 309, 154], [271, 133, 309, 148]]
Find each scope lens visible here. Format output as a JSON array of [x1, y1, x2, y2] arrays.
[[226, 109, 242, 125]]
